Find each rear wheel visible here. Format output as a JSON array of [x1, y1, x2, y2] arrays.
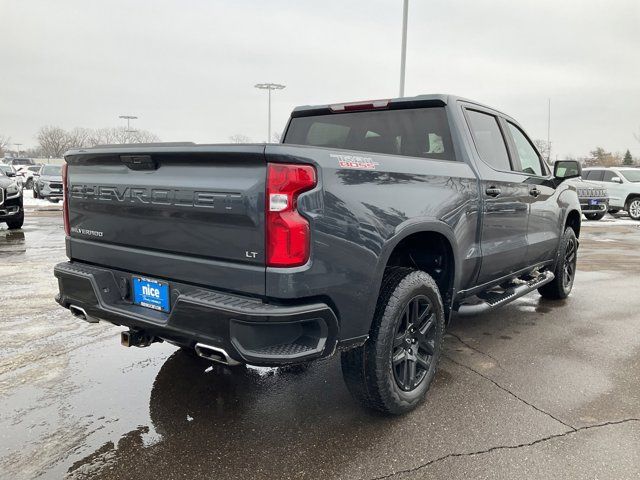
[[627, 198, 640, 221], [341, 268, 444, 415], [584, 212, 605, 221], [538, 227, 577, 300]]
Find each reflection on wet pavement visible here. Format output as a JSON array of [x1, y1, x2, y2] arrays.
[[1, 213, 639, 479]]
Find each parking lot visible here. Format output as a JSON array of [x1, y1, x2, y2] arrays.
[[1, 211, 639, 480]]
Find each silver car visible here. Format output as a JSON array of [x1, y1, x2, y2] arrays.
[[567, 177, 609, 221], [34, 164, 63, 201]]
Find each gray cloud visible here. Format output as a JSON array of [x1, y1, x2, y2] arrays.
[[1, 0, 638, 157]]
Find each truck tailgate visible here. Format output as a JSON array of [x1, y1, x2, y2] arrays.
[[65, 146, 266, 294]]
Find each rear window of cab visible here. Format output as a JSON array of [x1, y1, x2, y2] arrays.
[[283, 107, 456, 161]]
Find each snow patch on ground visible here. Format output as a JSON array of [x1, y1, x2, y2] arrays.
[[22, 189, 63, 210], [583, 214, 640, 227]]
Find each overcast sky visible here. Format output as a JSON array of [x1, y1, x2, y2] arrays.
[[1, 0, 639, 158]]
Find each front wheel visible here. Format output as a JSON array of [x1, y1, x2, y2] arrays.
[[6, 210, 24, 230], [538, 227, 577, 300], [627, 198, 640, 221], [584, 212, 605, 221], [341, 268, 444, 415], [25, 178, 33, 190]]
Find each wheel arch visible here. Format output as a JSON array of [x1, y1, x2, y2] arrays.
[[565, 209, 581, 238], [624, 193, 640, 208], [372, 221, 459, 324]]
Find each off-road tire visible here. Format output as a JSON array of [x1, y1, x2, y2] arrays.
[[538, 227, 577, 300], [6, 211, 24, 230], [341, 268, 444, 415], [584, 212, 605, 221]]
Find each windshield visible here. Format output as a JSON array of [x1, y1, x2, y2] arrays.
[[620, 170, 640, 182], [41, 165, 62, 176], [283, 107, 456, 161]]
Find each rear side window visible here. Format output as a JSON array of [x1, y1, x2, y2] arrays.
[[284, 107, 456, 161], [585, 170, 604, 181], [466, 110, 511, 171], [506, 122, 544, 176]]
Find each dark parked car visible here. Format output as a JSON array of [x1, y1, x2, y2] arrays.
[[34, 164, 63, 201], [0, 166, 24, 229], [54, 94, 582, 414], [6, 158, 36, 167]]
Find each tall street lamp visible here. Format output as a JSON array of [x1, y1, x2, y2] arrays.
[[399, 0, 409, 97], [119, 115, 138, 132], [254, 83, 285, 142]]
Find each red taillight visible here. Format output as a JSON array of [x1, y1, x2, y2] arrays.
[[266, 163, 316, 267], [62, 163, 70, 236]]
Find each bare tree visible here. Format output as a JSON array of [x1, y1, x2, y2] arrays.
[[37, 126, 75, 157], [588, 147, 621, 167], [272, 131, 282, 143], [533, 139, 551, 161], [229, 134, 251, 143], [0, 134, 10, 156], [67, 127, 91, 149]]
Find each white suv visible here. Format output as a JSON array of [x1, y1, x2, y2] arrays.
[[583, 167, 640, 220]]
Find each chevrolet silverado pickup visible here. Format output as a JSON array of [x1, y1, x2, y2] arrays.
[[54, 94, 582, 414]]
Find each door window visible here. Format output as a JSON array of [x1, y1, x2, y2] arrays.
[[466, 110, 511, 171], [585, 170, 604, 181], [506, 123, 544, 176], [602, 170, 617, 182]]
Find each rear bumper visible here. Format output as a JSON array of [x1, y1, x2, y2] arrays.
[[54, 261, 339, 366]]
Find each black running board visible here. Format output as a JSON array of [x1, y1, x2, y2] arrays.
[[456, 271, 555, 316]]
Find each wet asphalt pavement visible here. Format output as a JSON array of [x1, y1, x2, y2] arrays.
[[0, 213, 639, 479]]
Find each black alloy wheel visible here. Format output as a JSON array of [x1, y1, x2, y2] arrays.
[[562, 235, 577, 291], [392, 295, 437, 392]]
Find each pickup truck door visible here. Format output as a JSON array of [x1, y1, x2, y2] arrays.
[[463, 108, 530, 285], [501, 120, 560, 266]]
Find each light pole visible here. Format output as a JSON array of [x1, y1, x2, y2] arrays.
[[119, 115, 138, 132], [14, 143, 22, 157], [399, 0, 409, 97], [254, 83, 285, 142]]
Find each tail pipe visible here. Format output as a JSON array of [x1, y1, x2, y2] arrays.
[[194, 343, 241, 366], [69, 305, 98, 323]]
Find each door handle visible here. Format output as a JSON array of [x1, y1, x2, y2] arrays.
[[485, 186, 501, 197], [529, 187, 541, 197]]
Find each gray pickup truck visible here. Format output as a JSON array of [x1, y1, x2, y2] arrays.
[[54, 94, 582, 414]]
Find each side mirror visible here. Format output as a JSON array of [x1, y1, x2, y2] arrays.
[[554, 160, 581, 180], [611, 176, 622, 184]]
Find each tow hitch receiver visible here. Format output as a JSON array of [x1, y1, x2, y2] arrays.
[[120, 329, 160, 348]]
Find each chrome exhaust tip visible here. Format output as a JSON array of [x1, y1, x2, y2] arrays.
[[194, 343, 240, 366], [69, 305, 98, 323]]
